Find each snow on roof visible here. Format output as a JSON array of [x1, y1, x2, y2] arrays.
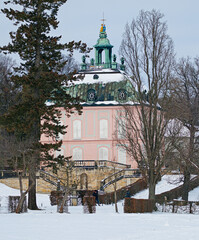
[[75, 69, 131, 85], [81, 100, 138, 106]]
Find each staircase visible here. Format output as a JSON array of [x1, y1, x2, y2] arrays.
[[39, 170, 65, 190], [100, 168, 141, 190]]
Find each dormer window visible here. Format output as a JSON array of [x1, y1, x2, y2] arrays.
[[87, 89, 96, 101], [93, 74, 99, 80], [118, 89, 127, 101]]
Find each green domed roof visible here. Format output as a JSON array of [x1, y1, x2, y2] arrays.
[[94, 32, 113, 49]]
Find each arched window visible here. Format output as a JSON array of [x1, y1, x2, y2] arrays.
[[100, 119, 108, 139], [118, 147, 126, 164], [72, 148, 83, 160], [99, 147, 108, 160], [73, 120, 81, 139]]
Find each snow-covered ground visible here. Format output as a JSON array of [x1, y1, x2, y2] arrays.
[[134, 175, 183, 199], [1, 176, 199, 240], [133, 175, 199, 201]]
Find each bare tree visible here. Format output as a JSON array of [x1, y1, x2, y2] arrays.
[[169, 57, 199, 200], [0, 131, 38, 213], [0, 54, 36, 213], [0, 54, 16, 116], [118, 10, 175, 200], [0, 54, 16, 169], [60, 55, 79, 75]]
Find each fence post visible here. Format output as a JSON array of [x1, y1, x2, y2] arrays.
[[189, 202, 192, 214], [172, 202, 175, 213]]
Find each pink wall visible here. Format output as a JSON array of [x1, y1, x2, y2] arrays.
[[41, 105, 138, 168]]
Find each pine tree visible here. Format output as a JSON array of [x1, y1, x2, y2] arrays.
[[0, 0, 90, 209]]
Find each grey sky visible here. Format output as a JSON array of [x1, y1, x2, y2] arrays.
[[0, 0, 199, 63]]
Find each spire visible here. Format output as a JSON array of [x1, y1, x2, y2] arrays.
[[101, 12, 106, 25], [100, 13, 106, 34]]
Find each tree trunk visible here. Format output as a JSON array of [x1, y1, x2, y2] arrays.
[[16, 192, 26, 214], [148, 182, 156, 200], [28, 164, 39, 210], [113, 167, 118, 213], [114, 181, 118, 213], [18, 172, 23, 196], [16, 172, 25, 213], [16, 174, 34, 213], [59, 189, 69, 213], [182, 169, 190, 201]]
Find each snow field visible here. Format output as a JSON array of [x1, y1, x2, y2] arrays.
[[0, 175, 199, 240]]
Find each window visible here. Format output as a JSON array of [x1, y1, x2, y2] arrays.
[[73, 120, 81, 139], [99, 147, 108, 160], [87, 89, 96, 101], [118, 147, 126, 164], [100, 119, 108, 138], [72, 148, 83, 160], [93, 74, 99, 80], [118, 89, 127, 101], [118, 118, 126, 139]]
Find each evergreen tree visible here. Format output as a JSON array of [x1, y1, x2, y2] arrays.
[[0, 0, 90, 209]]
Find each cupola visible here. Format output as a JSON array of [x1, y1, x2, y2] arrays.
[[93, 24, 113, 69]]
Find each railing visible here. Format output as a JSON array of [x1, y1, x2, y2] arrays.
[[65, 160, 131, 169], [0, 170, 18, 179], [39, 170, 65, 189], [99, 178, 147, 205], [100, 168, 141, 190]]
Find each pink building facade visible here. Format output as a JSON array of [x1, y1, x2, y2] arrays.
[[41, 105, 137, 168]]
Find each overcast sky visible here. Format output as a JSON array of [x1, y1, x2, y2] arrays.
[[0, 0, 199, 63]]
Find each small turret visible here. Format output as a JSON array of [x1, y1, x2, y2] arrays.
[[94, 24, 113, 69]]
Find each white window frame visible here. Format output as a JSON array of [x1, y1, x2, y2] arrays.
[[99, 147, 109, 160], [118, 147, 126, 164], [118, 118, 126, 139], [72, 148, 83, 160], [73, 120, 81, 139], [100, 119, 108, 139]]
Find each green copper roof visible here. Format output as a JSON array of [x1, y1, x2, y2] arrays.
[[65, 70, 137, 106], [94, 32, 113, 49]]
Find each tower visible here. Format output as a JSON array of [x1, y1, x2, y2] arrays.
[[93, 24, 113, 68]]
